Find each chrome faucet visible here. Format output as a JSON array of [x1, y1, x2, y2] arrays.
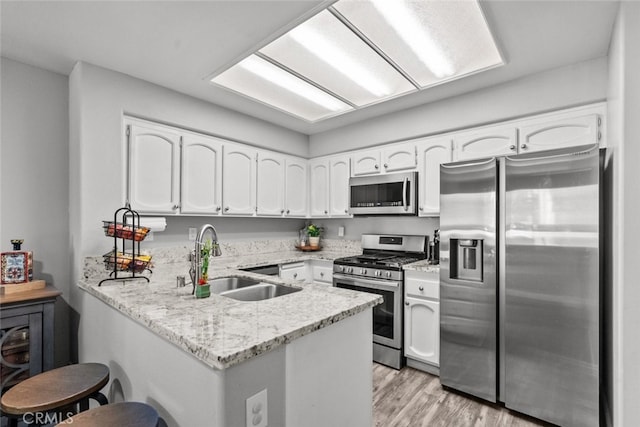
[[189, 224, 222, 294]]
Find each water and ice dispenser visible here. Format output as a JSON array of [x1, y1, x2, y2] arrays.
[[450, 239, 483, 282]]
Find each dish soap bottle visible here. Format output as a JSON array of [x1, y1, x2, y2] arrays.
[[1, 239, 33, 284]]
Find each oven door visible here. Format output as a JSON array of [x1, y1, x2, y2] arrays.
[[333, 273, 402, 349]]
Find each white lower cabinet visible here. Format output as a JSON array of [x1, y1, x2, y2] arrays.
[[404, 270, 440, 372], [310, 259, 333, 285], [279, 262, 308, 283]]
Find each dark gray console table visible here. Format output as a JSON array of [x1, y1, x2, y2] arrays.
[[0, 285, 61, 395]]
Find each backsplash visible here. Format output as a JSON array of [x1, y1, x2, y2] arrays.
[[84, 238, 360, 280]]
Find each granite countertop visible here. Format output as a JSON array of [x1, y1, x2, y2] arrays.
[[403, 259, 441, 273], [79, 246, 381, 371]]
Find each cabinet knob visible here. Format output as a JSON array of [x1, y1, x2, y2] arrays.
[[172, 204, 180, 210], [419, 206, 424, 211], [520, 143, 528, 150], [281, 209, 285, 214], [320, 272, 324, 277], [216, 206, 221, 212], [224, 207, 230, 212], [374, 164, 379, 169], [345, 209, 348, 214], [419, 286, 424, 291], [324, 210, 328, 214], [286, 209, 290, 214], [509, 145, 516, 151], [293, 273, 297, 278], [405, 301, 410, 306], [384, 163, 388, 168]]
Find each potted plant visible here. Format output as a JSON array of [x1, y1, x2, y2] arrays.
[[307, 224, 321, 248]]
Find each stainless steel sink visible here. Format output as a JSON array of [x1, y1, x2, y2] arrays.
[[207, 276, 261, 294], [219, 283, 302, 301]]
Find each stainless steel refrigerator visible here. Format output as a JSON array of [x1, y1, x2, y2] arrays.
[[439, 144, 601, 427]]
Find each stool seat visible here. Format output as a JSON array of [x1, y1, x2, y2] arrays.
[[0, 363, 109, 415], [55, 402, 159, 427]]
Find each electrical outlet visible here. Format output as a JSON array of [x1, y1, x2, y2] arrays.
[[146, 231, 154, 241], [338, 226, 345, 237], [189, 227, 197, 241], [246, 389, 267, 427]]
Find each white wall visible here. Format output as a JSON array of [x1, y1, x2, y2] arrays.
[[607, 2, 640, 426], [0, 57, 71, 366], [68, 62, 309, 274], [309, 57, 608, 156]]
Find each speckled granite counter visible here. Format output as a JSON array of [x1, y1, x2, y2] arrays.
[[403, 259, 440, 273], [79, 241, 381, 371]]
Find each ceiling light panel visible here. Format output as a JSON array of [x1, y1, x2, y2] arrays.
[[212, 55, 353, 122], [259, 10, 416, 107], [333, 0, 504, 88]]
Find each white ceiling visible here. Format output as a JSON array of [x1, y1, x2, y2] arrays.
[[0, 0, 619, 135]]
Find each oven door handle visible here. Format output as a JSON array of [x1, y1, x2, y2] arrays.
[[333, 273, 401, 291]]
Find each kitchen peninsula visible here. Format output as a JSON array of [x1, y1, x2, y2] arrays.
[[77, 240, 381, 427]]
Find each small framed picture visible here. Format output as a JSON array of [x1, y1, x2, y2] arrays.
[[1, 252, 28, 284]]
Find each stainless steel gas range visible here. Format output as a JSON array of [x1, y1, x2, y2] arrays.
[[333, 234, 428, 369]]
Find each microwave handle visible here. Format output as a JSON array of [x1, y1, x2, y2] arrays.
[[402, 177, 408, 211]]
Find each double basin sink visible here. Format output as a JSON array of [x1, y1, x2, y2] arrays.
[[208, 276, 301, 301]]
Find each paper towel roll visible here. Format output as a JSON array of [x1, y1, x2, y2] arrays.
[[139, 217, 167, 232]]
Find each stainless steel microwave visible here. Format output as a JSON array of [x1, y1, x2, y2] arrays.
[[349, 171, 418, 216]]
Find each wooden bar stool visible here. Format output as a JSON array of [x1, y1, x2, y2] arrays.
[[1, 363, 109, 426], [55, 402, 160, 427]]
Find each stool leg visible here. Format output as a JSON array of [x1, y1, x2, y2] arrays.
[[79, 397, 89, 412], [89, 391, 108, 406], [8, 417, 18, 427]]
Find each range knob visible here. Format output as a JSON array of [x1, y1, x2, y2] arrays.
[[337, 266, 344, 273], [360, 269, 367, 275], [374, 270, 381, 277], [385, 271, 391, 278], [347, 267, 354, 274]]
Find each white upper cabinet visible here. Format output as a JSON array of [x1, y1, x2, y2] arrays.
[[309, 159, 330, 217], [517, 113, 601, 154], [351, 143, 417, 176], [351, 149, 380, 176], [284, 157, 308, 217], [256, 150, 286, 216], [416, 137, 452, 216], [180, 132, 223, 215], [222, 144, 256, 216], [329, 157, 351, 217], [382, 142, 417, 173], [453, 125, 518, 161], [127, 119, 181, 214]]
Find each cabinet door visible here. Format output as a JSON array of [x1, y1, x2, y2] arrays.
[[180, 133, 223, 214], [128, 121, 181, 213], [453, 125, 517, 161], [417, 137, 452, 216], [222, 144, 256, 215], [351, 149, 380, 176], [329, 157, 351, 217], [382, 142, 417, 173], [284, 157, 308, 217], [309, 160, 330, 217], [279, 262, 308, 283], [518, 114, 600, 154], [404, 296, 440, 366], [256, 151, 285, 216]]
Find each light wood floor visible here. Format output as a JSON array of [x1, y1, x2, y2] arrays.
[[372, 364, 553, 427]]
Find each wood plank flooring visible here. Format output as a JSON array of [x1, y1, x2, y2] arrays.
[[372, 364, 553, 427]]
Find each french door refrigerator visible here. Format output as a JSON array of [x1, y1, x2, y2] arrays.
[[439, 144, 601, 427]]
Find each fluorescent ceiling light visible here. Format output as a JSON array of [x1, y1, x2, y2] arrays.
[[288, 23, 392, 97], [370, 0, 454, 78], [238, 55, 346, 112], [209, 0, 504, 123]]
